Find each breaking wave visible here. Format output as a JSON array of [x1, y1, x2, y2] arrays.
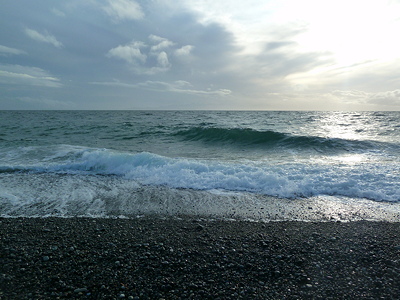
[[174, 127, 387, 152], [1, 146, 398, 202]]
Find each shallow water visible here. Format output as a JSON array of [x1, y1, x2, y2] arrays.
[[1, 111, 399, 220]]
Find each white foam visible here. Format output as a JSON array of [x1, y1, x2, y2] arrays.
[[59, 149, 398, 202], [1, 173, 399, 221], [1, 146, 399, 202]]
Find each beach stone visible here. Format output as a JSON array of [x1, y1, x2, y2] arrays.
[[3, 217, 400, 299], [196, 224, 204, 231]]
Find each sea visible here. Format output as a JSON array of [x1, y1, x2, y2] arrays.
[[1, 110, 399, 221]]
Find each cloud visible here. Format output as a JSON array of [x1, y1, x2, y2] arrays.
[[106, 35, 191, 74], [1, 1, 399, 110], [251, 27, 333, 79], [138, 80, 231, 96], [91, 79, 232, 96], [369, 90, 400, 106], [0, 64, 62, 87], [51, 8, 66, 17], [331, 89, 400, 106], [103, 0, 144, 22], [149, 35, 175, 52], [0, 45, 27, 56], [24, 28, 63, 48], [106, 41, 147, 64], [331, 90, 369, 101], [156, 52, 170, 68], [17, 96, 74, 108], [175, 45, 194, 57]]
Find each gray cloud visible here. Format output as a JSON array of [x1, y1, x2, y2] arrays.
[[106, 41, 147, 64], [254, 27, 334, 79], [149, 35, 175, 52], [0, 0, 399, 110], [106, 34, 194, 75], [91, 79, 232, 96], [0, 45, 27, 56], [24, 28, 63, 48], [156, 52, 170, 69], [174, 45, 194, 57], [103, 0, 144, 22], [51, 8, 66, 17], [17, 96, 74, 108], [0, 64, 62, 88], [332, 89, 400, 106]]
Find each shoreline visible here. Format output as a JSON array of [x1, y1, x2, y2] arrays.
[[1, 217, 400, 299]]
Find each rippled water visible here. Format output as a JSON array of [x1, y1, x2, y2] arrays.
[[1, 111, 399, 220]]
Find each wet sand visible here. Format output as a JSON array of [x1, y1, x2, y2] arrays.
[[1, 217, 400, 299]]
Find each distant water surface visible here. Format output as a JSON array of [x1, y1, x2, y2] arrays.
[[1, 111, 399, 221]]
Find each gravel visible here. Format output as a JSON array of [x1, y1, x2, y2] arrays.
[[1, 217, 400, 299]]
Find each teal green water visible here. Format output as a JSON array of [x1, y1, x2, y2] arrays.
[[1, 111, 399, 219]]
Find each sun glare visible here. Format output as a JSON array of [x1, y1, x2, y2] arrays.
[[287, 0, 400, 65]]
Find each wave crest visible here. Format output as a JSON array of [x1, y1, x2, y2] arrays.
[[175, 127, 377, 152], [1, 147, 398, 202], [176, 127, 285, 144]]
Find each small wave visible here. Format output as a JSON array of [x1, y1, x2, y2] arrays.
[[2, 174, 398, 221], [175, 127, 286, 144], [0, 167, 24, 174], [1, 147, 398, 202], [174, 127, 379, 152]]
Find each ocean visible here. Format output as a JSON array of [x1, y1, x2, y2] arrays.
[[1, 110, 399, 221]]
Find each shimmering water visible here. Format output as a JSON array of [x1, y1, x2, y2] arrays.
[[1, 111, 399, 220]]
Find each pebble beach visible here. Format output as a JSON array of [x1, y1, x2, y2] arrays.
[[1, 217, 400, 299]]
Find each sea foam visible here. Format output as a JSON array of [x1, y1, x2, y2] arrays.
[[1, 146, 398, 202]]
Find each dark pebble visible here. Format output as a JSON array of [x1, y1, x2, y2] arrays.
[[1, 217, 400, 299]]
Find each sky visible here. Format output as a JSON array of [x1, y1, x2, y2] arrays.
[[1, 0, 400, 110]]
